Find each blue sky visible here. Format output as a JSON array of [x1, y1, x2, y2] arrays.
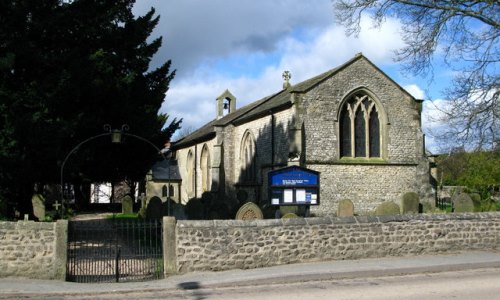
[[132, 0, 453, 152]]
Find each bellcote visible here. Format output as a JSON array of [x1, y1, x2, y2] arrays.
[[216, 89, 236, 119]]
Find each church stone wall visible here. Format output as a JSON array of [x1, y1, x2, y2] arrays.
[[176, 138, 217, 204], [229, 109, 295, 203], [299, 58, 423, 163], [308, 164, 418, 216]]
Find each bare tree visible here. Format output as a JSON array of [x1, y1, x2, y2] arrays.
[[333, 0, 499, 150], [174, 125, 196, 141]]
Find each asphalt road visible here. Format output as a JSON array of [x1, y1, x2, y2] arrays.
[[2, 251, 499, 300], [2, 268, 499, 300]]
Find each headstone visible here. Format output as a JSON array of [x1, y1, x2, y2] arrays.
[[122, 195, 134, 214], [32, 194, 45, 221], [235, 202, 263, 220], [337, 199, 354, 217], [452, 193, 474, 213], [280, 205, 298, 215], [281, 213, 298, 219], [146, 196, 163, 219], [139, 193, 146, 208], [162, 198, 176, 217], [401, 192, 420, 214], [201, 191, 214, 203], [172, 202, 187, 220], [374, 201, 400, 216], [469, 193, 482, 212], [185, 198, 204, 220]]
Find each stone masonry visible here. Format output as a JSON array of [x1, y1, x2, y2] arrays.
[[172, 212, 499, 273], [0, 220, 67, 280]]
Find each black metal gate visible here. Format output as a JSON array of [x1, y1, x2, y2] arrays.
[[67, 219, 164, 283]]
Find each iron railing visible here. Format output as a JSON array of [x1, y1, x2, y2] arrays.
[[67, 218, 163, 283]]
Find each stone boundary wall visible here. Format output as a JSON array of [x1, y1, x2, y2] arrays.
[[0, 220, 67, 280], [170, 213, 499, 273]]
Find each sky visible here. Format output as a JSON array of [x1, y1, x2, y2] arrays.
[[132, 0, 450, 152]]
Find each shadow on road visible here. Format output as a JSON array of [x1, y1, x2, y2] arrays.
[[178, 281, 208, 300]]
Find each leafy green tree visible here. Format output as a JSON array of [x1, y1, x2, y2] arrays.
[[437, 150, 499, 200], [0, 0, 181, 217]]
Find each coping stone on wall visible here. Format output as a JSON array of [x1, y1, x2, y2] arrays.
[[174, 212, 500, 229], [281, 217, 307, 226], [177, 220, 211, 228], [331, 216, 357, 224], [354, 216, 379, 223], [305, 217, 333, 225], [376, 215, 397, 223], [0, 221, 16, 229]]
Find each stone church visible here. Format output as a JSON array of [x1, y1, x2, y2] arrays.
[[154, 53, 435, 217]]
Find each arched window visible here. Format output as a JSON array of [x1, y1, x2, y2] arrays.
[[186, 150, 195, 196], [241, 131, 257, 182], [339, 92, 381, 158], [200, 144, 211, 192]]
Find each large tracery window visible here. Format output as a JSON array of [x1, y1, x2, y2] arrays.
[[241, 131, 257, 182], [339, 92, 381, 158]]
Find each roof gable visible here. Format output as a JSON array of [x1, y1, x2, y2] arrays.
[[173, 53, 416, 149]]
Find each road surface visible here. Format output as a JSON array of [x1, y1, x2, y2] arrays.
[[3, 268, 499, 300]]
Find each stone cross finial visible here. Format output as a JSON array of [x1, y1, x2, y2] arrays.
[[282, 71, 291, 89]]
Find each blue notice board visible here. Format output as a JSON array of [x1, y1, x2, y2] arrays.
[[268, 166, 320, 206]]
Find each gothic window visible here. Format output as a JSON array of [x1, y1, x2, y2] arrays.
[[339, 93, 381, 158], [241, 131, 257, 182], [186, 150, 195, 196], [369, 109, 380, 157], [200, 145, 211, 192], [339, 105, 351, 157], [354, 108, 366, 157]]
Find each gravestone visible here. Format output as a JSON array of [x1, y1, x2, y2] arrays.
[[401, 192, 420, 214], [146, 196, 163, 219], [172, 202, 187, 220], [281, 213, 298, 219], [452, 193, 474, 213], [185, 198, 204, 220], [337, 199, 354, 217], [122, 195, 134, 214], [235, 202, 263, 220], [279, 205, 298, 215], [32, 194, 45, 221], [374, 201, 400, 216], [469, 193, 482, 212], [139, 193, 146, 209]]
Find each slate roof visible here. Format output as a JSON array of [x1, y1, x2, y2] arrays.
[[151, 159, 181, 181], [173, 53, 414, 150]]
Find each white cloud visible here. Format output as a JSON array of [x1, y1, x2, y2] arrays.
[[403, 84, 425, 99], [133, 0, 334, 78], [421, 99, 451, 153], [165, 14, 406, 135]]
